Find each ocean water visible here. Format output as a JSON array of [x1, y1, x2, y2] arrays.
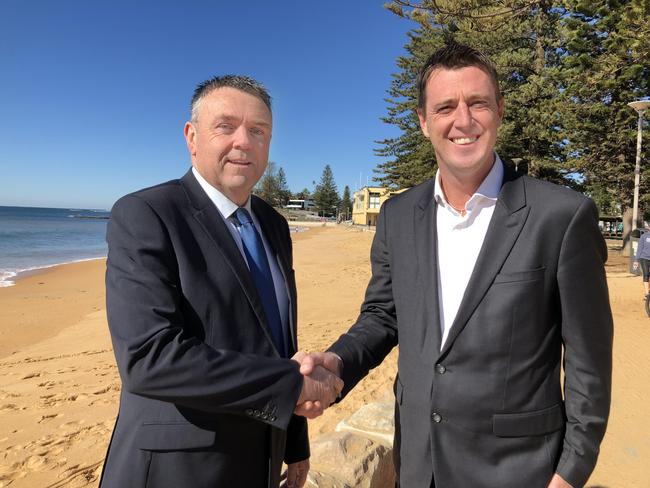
[[0, 206, 110, 287]]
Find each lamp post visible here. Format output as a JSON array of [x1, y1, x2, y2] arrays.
[[628, 100, 650, 231]]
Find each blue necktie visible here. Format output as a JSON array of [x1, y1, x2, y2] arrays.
[[233, 208, 286, 357]]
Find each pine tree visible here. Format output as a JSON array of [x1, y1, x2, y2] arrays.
[[377, 0, 649, 217], [376, 1, 576, 187], [294, 188, 311, 200], [276, 168, 291, 206], [254, 162, 291, 207], [559, 0, 650, 214], [313, 165, 340, 216], [340, 185, 353, 220]]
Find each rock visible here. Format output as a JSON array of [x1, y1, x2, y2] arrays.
[[335, 401, 395, 446], [305, 470, 351, 488], [309, 432, 395, 488]]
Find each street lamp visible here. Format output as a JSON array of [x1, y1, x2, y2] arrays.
[[628, 100, 650, 231]]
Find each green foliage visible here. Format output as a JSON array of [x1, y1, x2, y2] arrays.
[[340, 185, 353, 220], [313, 165, 340, 216], [294, 188, 311, 200], [275, 167, 291, 206], [254, 162, 290, 207], [559, 0, 650, 211], [377, 0, 649, 214]]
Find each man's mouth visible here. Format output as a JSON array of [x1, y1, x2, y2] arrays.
[[450, 137, 478, 145], [227, 159, 250, 165]]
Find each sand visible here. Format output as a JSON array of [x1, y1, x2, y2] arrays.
[[0, 227, 647, 487]]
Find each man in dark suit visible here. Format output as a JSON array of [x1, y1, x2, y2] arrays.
[[299, 44, 613, 487], [100, 75, 342, 488]]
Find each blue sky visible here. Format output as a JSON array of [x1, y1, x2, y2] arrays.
[[0, 1, 416, 210]]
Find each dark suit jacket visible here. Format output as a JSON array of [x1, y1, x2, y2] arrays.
[[329, 164, 612, 488], [100, 170, 308, 488]]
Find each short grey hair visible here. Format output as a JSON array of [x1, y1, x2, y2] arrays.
[[190, 75, 272, 122]]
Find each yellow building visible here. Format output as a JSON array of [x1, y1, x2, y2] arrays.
[[352, 186, 408, 226]]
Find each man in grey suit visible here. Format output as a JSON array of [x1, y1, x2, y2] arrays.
[[100, 75, 341, 488], [299, 44, 613, 487]]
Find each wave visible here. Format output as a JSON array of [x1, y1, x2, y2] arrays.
[[0, 271, 17, 287], [0, 257, 106, 288]]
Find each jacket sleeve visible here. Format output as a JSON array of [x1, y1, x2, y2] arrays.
[[284, 415, 310, 463], [106, 194, 303, 430], [328, 203, 399, 396], [555, 197, 613, 487]]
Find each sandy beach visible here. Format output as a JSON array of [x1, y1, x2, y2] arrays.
[[0, 226, 648, 487]]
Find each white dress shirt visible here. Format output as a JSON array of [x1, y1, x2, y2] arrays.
[[435, 156, 503, 349], [192, 167, 290, 353]]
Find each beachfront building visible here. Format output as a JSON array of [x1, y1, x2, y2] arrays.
[[352, 186, 408, 226], [286, 198, 316, 211]]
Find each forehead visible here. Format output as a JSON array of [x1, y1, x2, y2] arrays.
[[198, 87, 272, 122], [424, 66, 498, 102]]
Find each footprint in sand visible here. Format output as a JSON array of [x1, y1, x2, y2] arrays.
[[40, 393, 65, 407], [59, 420, 82, 428], [93, 383, 120, 395], [0, 464, 28, 484], [0, 390, 20, 400], [21, 372, 41, 379], [25, 454, 49, 469], [38, 413, 63, 423]]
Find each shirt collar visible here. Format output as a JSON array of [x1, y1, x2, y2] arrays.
[[434, 153, 504, 212], [192, 167, 252, 219]]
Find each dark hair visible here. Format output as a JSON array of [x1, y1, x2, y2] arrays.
[[416, 43, 501, 110], [190, 75, 272, 121]]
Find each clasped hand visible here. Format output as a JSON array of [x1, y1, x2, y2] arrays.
[[292, 351, 343, 419]]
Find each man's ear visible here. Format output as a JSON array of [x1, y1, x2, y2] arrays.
[[497, 97, 505, 123], [417, 108, 429, 138], [184, 121, 197, 157]]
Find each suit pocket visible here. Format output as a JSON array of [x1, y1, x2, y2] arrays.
[[137, 422, 216, 451], [492, 403, 565, 437], [493, 267, 546, 284]]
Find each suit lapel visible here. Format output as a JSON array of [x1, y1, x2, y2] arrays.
[[414, 181, 443, 355], [252, 197, 298, 354], [439, 167, 530, 358], [180, 171, 279, 355]]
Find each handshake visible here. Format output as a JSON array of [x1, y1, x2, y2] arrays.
[[291, 351, 344, 419]]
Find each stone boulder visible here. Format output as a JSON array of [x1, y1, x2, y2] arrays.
[[335, 401, 395, 446], [308, 431, 395, 488]]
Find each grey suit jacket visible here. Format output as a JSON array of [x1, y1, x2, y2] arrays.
[[100, 170, 308, 488], [330, 164, 612, 488]]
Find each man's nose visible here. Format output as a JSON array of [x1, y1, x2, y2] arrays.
[[232, 126, 252, 150], [453, 103, 472, 129]]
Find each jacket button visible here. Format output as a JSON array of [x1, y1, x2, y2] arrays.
[[431, 412, 442, 423], [435, 364, 446, 374], [269, 415, 277, 422]]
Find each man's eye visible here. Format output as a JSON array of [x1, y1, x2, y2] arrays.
[[250, 128, 265, 136], [217, 123, 233, 131], [437, 106, 452, 114]]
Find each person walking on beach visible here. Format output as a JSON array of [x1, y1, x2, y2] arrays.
[[634, 225, 650, 297], [100, 75, 342, 488], [298, 43, 613, 488]]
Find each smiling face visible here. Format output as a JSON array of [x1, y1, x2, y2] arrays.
[[417, 66, 504, 184], [184, 87, 272, 206]]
